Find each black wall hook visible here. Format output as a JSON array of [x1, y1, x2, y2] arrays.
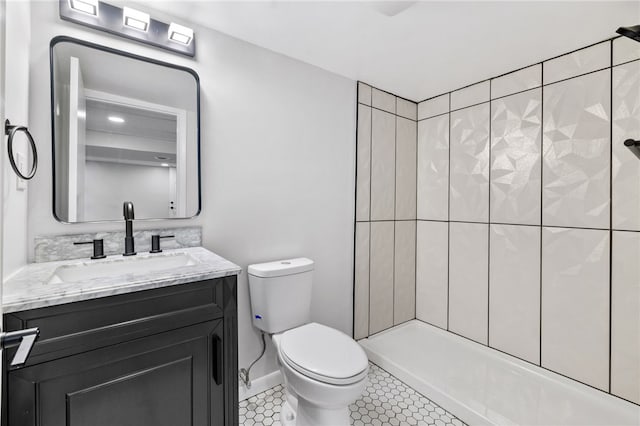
[[624, 139, 640, 160]]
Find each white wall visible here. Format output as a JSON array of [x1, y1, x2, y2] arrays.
[[27, 2, 355, 383], [2, 1, 30, 279]]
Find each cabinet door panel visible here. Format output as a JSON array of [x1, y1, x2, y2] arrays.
[[8, 321, 221, 426]]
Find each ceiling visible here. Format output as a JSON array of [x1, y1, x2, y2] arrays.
[[137, 1, 638, 101]]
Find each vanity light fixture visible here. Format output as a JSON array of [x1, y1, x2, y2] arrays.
[[68, 0, 99, 16], [123, 7, 150, 32], [160, 163, 170, 167], [168, 23, 194, 45], [59, 0, 196, 57], [108, 116, 125, 123]]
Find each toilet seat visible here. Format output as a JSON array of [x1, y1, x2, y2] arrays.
[[279, 323, 369, 386]]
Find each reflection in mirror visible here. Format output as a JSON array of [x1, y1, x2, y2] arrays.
[[51, 37, 200, 223]]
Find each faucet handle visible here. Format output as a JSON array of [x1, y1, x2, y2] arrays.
[[74, 239, 107, 259], [150, 235, 174, 254]]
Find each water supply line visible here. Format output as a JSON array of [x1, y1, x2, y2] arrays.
[[239, 330, 267, 389]]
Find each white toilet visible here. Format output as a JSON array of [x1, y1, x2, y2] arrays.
[[248, 258, 369, 426]]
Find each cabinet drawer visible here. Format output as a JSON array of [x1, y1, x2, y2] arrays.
[[4, 278, 224, 367]]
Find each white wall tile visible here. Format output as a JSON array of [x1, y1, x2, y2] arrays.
[[611, 231, 640, 404], [542, 70, 611, 229], [491, 65, 542, 99], [354, 222, 370, 340], [491, 89, 542, 225], [369, 221, 395, 334], [418, 94, 449, 120], [613, 36, 640, 66], [356, 105, 371, 221], [417, 115, 449, 221], [541, 227, 610, 391], [449, 222, 488, 344], [544, 42, 611, 84], [371, 109, 396, 220], [396, 117, 417, 220], [450, 103, 490, 223], [416, 221, 448, 329], [372, 88, 396, 113], [451, 81, 490, 110], [613, 61, 640, 231], [358, 82, 372, 106], [394, 221, 416, 325], [489, 224, 540, 364], [397, 98, 417, 120]]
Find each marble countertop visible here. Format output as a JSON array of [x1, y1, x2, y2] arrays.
[[3, 247, 241, 313]]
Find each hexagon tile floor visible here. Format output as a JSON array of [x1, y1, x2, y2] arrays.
[[239, 363, 466, 426]]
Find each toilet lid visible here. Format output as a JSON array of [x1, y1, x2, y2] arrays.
[[280, 323, 369, 385]]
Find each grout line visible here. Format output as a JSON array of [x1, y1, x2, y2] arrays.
[[608, 39, 614, 394], [353, 86, 360, 339], [414, 115, 419, 322], [487, 80, 493, 346], [446, 93, 451, 331], [392, 113, 397, 328], [540, 61, 545, 367]]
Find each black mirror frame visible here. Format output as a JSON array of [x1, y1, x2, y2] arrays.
[[49, 35, 202, 224]]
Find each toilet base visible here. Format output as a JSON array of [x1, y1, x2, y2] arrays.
[[279, 395, 350, 426]]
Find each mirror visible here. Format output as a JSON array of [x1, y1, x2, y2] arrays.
[[50, 37, 200, 223]]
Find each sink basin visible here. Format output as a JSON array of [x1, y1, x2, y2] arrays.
[[47, 252, 199, 284]]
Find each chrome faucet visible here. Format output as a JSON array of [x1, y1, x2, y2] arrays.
[[123, 201, 136, 256]]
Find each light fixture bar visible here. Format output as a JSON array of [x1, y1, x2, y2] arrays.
[[59, 0, 195, 57]]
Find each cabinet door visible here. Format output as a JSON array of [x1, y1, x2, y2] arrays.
[[8, 321, 223, 426]]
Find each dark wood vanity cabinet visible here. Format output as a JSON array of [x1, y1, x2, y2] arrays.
[[2, 276, 238, 426]]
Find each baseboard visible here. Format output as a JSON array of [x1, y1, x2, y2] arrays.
[[239, 370, 283, 401]]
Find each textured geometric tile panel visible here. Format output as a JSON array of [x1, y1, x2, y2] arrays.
[[542, 69, 611, 229], [491, 64, 541, 100], [613, 36, 640, 66], [543, 41, 610, 84], [612, 61, 640, 231], [354, 222, 370, 340], [451, 81, 489, 110], [417, 114, 450, 221], [396, 117, 417, 220], [541, 227, 610, 391], [371, 109, 396, 221], [611, 231, 640, 404], [416, 221, 449, 329], [449, 103, 490, 222], [239, 363, 466, 426], [356, 104, 372, 221], [491, 89, 542, 225], [489, 224, 541, 364], [448, 222, 489, 345], [394, 221, 416, 325], [418, 94, 449, 120]]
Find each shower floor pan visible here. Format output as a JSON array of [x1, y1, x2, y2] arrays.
[[359, 320, 640, 426]]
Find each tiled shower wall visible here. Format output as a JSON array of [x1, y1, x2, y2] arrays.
[[354, 36, 640, 405], [354, 85, 417, 339]]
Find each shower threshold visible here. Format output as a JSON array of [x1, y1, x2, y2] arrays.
[[359, 320, 640, 426]]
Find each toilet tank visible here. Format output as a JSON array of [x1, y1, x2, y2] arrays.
[[248, 258, 314, 334]]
